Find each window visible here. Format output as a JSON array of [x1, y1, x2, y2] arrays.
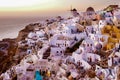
[[58, 44, 60, 47], [65, 44, 67, 47], [90, 44, 92, 46], [87, 44, 89, 47], [56, 51, 59, 53], [80, 62, 82, 65], [82, 44, 85, 47]]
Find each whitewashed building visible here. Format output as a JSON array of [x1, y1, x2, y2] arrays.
[[50, 47, 64, 56], [50, 34, 75, 48]]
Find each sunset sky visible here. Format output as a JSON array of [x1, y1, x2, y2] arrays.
[[0, 0, 120, 17], [0, 0, 120, 39]]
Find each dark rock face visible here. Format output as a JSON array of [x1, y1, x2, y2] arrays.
[[0, 23, 42, 75], [16, 31, 29, 42], [0, 39, 18, 75], [16, 24, 34, 42], [16, 23, 42, 42]]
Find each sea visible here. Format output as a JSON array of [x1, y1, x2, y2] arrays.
[[0, 12, 71, 40], [0, 17, 48, 40]]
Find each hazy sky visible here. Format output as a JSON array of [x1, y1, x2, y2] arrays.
[[0, 0, 120, 18]]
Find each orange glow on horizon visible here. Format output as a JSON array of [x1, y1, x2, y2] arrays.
[[0, 0, 119, 17]]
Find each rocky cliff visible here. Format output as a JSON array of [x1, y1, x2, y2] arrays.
[[16, 23, 35, 42], [0, 38, 17, 74], [0, 23, 37, 75]]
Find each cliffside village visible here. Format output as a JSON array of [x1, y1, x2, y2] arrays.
[[0, 5, 120, 80]]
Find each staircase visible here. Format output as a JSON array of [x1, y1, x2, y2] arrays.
[[42, 47, 50, 59]]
